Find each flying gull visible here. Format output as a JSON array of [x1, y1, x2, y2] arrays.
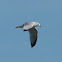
[[16, 22, 41, 47]]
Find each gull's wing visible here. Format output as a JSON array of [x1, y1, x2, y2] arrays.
[[23, 22, 36, 30], [16, 25, 24, 28], [28, 27, 38, 47], [23, 25, 33, 30]]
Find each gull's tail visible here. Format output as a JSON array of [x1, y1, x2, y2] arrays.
[[16, 25, 24, 28]]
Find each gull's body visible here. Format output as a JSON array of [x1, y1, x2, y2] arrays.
[[16, 22, 41, 47]]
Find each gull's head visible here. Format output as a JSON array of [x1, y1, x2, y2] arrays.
[[38, 23, 41, 27], [34, 22, 41, 27]]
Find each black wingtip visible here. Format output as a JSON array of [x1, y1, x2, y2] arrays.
[[31, 39, 37, 48], [31, 43, 35, 47]]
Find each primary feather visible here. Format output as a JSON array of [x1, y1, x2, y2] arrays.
[[28, 27, 38, 47]]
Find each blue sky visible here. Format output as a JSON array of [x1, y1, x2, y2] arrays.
[[0, 0, 62, 62]]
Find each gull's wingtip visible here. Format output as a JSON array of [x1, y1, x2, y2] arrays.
[[16, 26, 18, 28], [16, 25, 23, 28], [31, 40, 37, 48], [16, 26, 19, 28], [31, 44, 35, 48]]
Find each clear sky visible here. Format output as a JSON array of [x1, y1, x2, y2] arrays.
[[0, 0, 62, 62]]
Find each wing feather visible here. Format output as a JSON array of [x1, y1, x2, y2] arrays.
[[28, 27, 38, 47]]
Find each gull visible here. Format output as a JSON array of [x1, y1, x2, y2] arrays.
[[16, 22, 41, 47]]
